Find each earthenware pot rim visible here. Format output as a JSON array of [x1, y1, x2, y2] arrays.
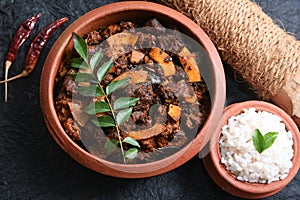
[[40, 1, 226, 178]]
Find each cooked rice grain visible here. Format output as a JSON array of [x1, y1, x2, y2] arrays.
[[220, 108, 294, 184]]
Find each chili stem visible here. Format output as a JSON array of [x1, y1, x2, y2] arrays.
[[4, 61, 12, 102], [0, 71, 28, 84]]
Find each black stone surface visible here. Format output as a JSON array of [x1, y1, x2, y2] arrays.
[[0, 0, 299, 199]]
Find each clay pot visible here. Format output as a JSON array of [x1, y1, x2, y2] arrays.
[[203, 100, 300, 199], [40, 1, 226, 178]]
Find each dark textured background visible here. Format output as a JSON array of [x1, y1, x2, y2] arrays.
[[0, 0, 299, 199]]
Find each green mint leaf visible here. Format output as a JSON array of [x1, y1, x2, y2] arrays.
[[252, 129, 278, 154], [113, 97, 139, 110], [72, 33, 88, 63], [106, 78, 130, 95], [91, 115, 115, 127], [116, 107, 133, 126], [252, 129, 265, 153], [84, 101, 110, 115], [263, 132, 279, 150], [73, 72, 94, 82], [70, 57, 88, 69], [125, 148, 138, 159], [123, 137, 140, 148], [77, 85, 104, 97], [96, 57, 114, 82], [104, 140, 119, 155], [90, 50, 103, 71]]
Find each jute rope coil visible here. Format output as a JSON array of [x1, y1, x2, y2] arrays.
[[160, 0, 300, 100]]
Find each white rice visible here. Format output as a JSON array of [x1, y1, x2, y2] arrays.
[[220, 108, 294, 184]]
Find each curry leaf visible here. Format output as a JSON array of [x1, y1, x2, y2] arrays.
[[69, 73, 77, 80], [123, 137, 140, 148], [263, 132, 279, 150], [73, 33, 88, 63], [104, 140, 119, 155], [252, 129, 278, 154], [73, 72, 94, 82], [71, 36, 140, 163], [96, 57, 114, 82], [77, 85, 104, 97], [116, 107, 133, 126], [91, 115, 115, 127], [113, 97, 139, 110], [106, 78, 130, 95], [125, 148, 138, 159], [70, 57, 88, 69], [252, 129, 265, 153], [84, 102, 110, 115], [90, 50, 103, 71]]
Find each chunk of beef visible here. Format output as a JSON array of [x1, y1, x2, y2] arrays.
[[120, 21, 136, 31], [64, 118, 81, 141], [156, 136, 169, 148], [101, 73, 114, 86], [62, 75, 76, 96], [156, 84, 178, 105], [114, 54, 130, 72], [145, 18, 165, 32], [86, 30, 103, 45], [169, 130, 188, 147], [102, 24, 121, 38], [136, 32, 156, 49], [128, 82, 156, 110], [55, 93, 72, 122], [140, 138, 156, 152], [131, 111, 152, 126], [157, 34, 184, 54], [164, 120, 179, 135]]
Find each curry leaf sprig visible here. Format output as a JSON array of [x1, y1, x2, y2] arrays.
[[71, 33, 140, 163], [252, 129, 278, 154]]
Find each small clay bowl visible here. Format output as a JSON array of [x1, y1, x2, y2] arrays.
[[203, 100, 300, 199], [40, 1, 226, 178]]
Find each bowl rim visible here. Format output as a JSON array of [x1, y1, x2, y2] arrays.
[[203, 100, 300, 198], [40, 1, 226, 178]]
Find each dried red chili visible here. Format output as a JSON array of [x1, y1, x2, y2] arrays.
[[23, 17, 69, 75], [5, 13, 42, 65], [0, 17, 68, 85], [4, 13, 41, 102]]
